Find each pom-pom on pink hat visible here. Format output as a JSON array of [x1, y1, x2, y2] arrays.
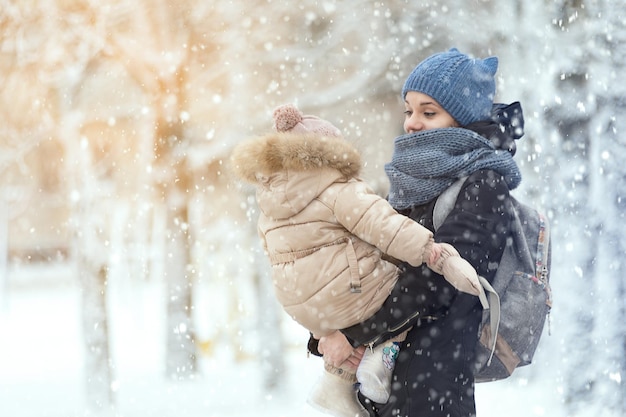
[[273, 104, 342, 137]]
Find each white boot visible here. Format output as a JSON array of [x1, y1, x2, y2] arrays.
[[356, 340, 400, 403], [307, 366, 369, 417]]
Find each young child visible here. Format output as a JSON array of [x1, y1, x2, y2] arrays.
[[230, 104, 485, 417]]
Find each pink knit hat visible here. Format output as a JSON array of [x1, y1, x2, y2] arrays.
[[273, 104, 342, 137]]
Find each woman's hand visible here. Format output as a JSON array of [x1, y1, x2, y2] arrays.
[[318, 331, 365, 373]]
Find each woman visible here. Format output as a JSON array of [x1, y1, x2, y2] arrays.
[[315, 48, 524, 417]]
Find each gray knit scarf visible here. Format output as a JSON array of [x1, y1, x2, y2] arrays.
[[385, 127, 521, 210]]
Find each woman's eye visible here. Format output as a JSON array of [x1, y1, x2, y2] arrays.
[[403, 110, 412, 117], [424, 111, 436, 117]]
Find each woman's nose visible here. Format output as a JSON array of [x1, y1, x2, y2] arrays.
[[405, 117, 423, 133]]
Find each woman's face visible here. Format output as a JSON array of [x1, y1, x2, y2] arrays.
[[403, 91, 458, 133]]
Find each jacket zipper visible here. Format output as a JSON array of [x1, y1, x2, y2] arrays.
[[359, 312, 438, 347]]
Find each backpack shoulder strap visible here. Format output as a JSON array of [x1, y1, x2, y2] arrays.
[[433, 177, 468, 231]]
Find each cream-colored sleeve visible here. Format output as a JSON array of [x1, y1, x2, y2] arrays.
[[333, 179, 434, 267]]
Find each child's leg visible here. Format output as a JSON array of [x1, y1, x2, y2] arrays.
[[356, 329, 409, 404], [307, 362, 369, 417], [341, 264, 444, 349]]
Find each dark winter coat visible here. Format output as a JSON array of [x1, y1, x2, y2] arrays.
[[347, 168, 513, 417]]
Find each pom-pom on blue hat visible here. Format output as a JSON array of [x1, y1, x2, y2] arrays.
[[402, 48, 498, 126]]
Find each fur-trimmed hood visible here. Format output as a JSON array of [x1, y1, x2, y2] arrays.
[[230, 132, 362, 219], [230, 131, 362, 183]]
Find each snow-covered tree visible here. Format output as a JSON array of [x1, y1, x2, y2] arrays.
[[542, 1, 626, 414], [1, 2, 119, 411]]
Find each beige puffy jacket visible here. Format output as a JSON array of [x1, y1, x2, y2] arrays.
[[230, 131, 435, 338]]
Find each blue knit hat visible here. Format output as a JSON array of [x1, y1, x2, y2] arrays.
[[402, 48, 498, 126]]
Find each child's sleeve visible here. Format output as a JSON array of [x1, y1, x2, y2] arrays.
[[333, 180, 434, 267]]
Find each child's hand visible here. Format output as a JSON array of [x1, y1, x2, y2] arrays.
[[441, 255, 482, 296], [427, 243, 483, 297]]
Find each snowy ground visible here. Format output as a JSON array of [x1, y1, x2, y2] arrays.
[[0, 263, 570, 417]]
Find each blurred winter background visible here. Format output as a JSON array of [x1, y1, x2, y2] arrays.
[[0, 1, 624, 416]]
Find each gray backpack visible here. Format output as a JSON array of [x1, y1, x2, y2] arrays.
[[434, 177, 552, 382]]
